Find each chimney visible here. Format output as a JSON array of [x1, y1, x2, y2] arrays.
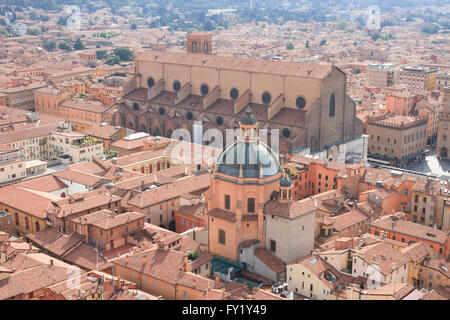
[[214, 274, 219, 282]]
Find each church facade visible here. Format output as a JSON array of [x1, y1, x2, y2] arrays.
[[112, 40, 366, 162]]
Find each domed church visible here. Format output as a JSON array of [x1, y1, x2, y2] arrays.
[[205, 107, 284, 261]]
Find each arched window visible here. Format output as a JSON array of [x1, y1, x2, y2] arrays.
[[443, 135, 447, 141], [132, 102, 140, 111], [157, 162, 161, 171], [282, 128, 291, 138], [35, 221, 40, 232], [192, 41, 197, 53], [329, 94, 335, 117], [25, 217, 29, 230], [216, 116, 223, 125], [186, 111, 194, 120], [15, 213, 19, 226], [204, 41, 208, 53]]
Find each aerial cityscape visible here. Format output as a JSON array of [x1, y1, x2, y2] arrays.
[[0, 0, 449, 305]]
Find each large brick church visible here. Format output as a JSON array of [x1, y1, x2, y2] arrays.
[[111, 33, 366, 163]]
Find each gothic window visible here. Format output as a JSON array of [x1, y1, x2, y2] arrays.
[[216, 116, 223, 125], [192, 41, 197, 53], [186, 111, 194, 120], [329, 94, 335, 117], [132, 102, 139, 111]]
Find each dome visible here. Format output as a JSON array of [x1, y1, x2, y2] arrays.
[[280, 175, 292, 187], [216, 140, 281, 178]]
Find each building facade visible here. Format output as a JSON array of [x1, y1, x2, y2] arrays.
[[367, 115, 428, 165], [112, 40, 364, 162], [437, 87, 450, 159]]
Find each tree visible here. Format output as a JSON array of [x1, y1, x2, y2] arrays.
[[59, 42, 72, 51], [43, 41, 56, 52], [113, 47, 133, 62], [96, 50, 107, 60], [105, 56, 120, 65], [73, 38, 85, 50], [26, 28, 40, 36], [286, 42, 294, 50]]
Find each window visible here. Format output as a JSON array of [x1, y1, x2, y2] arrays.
[[296, 96, 306, 109], [218, 229, 226, 245], [15, 213, 19, 226], [282, 128, 291, 138], [160, 215, 163, 223], [200, 84, 209, 96], [262, 92, 271, 104], [180, 218, 184, 226], [247, 198, 255, 213], [173, 80, 181, 91], [329, 94, 335, 117], [270, 239, 276, 253], [230, 88, 239, 100], [225, 195, 230, 210], [147, 77, 155, 87]]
